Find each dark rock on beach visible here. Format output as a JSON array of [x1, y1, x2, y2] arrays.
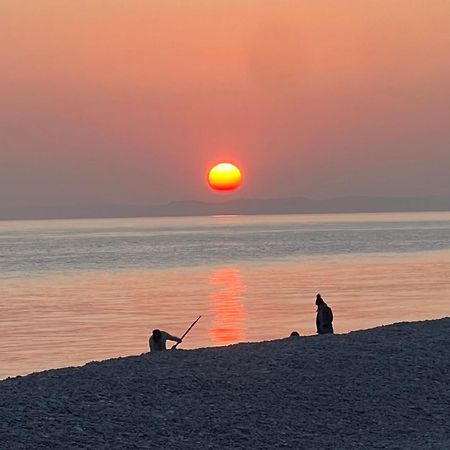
[[1, 318, 450, 449]]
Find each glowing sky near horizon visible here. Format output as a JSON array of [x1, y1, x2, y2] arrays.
[[1, 1, 449, 208]]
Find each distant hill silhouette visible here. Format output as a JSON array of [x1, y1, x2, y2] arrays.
[[1, 196, 450, 220]]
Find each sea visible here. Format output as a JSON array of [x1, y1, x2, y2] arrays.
[[1, 212, 450, 379]]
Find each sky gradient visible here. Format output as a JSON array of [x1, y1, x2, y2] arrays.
[[1, 0, 449, 208]]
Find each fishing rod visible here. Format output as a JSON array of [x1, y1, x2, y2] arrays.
[[171, 315, 202, 350]]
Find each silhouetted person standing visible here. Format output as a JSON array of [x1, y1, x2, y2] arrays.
[[149, 329, 182, 352], [315, 294, 334, 334]]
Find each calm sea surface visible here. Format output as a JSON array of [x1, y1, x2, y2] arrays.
[[1, 212, 450, 379]]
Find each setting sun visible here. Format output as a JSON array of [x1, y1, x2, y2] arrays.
[[208, 163, 243, 191]]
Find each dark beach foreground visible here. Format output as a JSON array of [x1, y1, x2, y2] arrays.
[[1, 319, 449, 449]]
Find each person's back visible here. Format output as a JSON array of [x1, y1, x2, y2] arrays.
[[149, 329, 182, 352], [315, 294, 334, 335]]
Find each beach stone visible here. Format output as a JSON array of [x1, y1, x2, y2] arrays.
[[1, 318, 450, 449]]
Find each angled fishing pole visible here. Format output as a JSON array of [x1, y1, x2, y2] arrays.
[[171, 315, 202, 350]]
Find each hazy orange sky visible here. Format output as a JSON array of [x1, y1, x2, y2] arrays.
[[1, 0, 449, 208]]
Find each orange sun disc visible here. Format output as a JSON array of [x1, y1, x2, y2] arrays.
[[208, 162, 242, 191]]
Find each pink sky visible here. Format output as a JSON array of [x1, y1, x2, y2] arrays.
[[1, 0, 449, 208]]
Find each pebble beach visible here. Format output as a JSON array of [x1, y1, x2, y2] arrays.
[[1, 318, 449, 449]]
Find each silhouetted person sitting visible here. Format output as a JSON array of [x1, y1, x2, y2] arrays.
[[149, 329, 182, 352], [315, 294, 334, 334], [290, 331, 300, 337]]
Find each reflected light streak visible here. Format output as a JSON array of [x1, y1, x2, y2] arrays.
[[209, 267, 247, 345]]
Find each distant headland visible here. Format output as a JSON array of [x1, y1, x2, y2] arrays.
[[1, 195, 450, 221]]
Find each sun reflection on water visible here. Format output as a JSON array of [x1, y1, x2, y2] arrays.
[[209, 267, 247, 345]]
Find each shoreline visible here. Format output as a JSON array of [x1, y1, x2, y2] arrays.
[[1, 318, 449, 448]]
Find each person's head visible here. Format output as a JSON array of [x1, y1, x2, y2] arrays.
[[315, 293, 324, 307], [152, 329, 162, 342], [290, 331, 300, 337]]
